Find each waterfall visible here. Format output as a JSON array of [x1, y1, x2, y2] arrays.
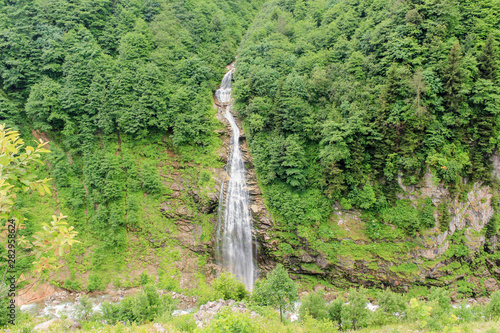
[[215, 69, 255, 291]]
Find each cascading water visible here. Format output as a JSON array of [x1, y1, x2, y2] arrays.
[[215, 69, 255, 291]]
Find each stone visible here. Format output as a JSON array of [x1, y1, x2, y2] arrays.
[[485, 278, 499, 292], [33, 319, 60, 331], [150, 323, 167, 332]]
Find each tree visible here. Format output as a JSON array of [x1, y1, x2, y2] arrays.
[[442, 42, 464, 113], [478, 34, 498, 81], [252, 264, 298, 322], [299, 289, 328, 321], [212, 272, 248, 301], [0, 125, 79, 297], [341, 287, 371, 330]]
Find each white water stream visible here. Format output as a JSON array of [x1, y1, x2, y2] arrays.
[[215, 69, 255, 291]]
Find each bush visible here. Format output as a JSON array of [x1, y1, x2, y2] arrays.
[[326, 297, 343, 329], [487, 290, 500, 319], [0, 297, 10, 327], [301, 313, 337, 332], [87, 274, 106, 292], [75, 295, 94, 321], [140, 271, 150, 286], [377, 289, 406, 317], [428, 288, 451, 312], [212, 272, 248, 301], [139, 162, 163, 194], [438, 202, 451, 232], [199, 308, 256, 333], [299, 289, 328, 321], [171, 313, 197, 332], [341, 288, 371, 330], [101, 285, 177, 324]]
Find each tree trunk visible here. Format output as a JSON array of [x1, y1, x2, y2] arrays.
[[280, 306, 283, 322]]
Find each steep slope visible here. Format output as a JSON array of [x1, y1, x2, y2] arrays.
[[0, 0, 265, 290], [234, 0, 500, 295]]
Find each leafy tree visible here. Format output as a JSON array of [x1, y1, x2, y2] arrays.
[[299, 289, 328, 321], [341, 287, 371, 330], [212, 272, 248, 301], [0, 125, 79, 296], [252, 264, 298, 322]]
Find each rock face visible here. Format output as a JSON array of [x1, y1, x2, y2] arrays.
[[166, 84, 500, 292], [270, 164, 500, 292], [193, 299, 258, 328]]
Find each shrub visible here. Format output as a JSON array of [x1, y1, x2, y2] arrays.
[[140, 271, 150, 286], [438, 202, 451, 232], [101, 285, 177, 324], [486, 290, 500, 319], [75, 295, 94, 321], [419, 198, 436, 229], [63, 278, 81, 291], [377, 289, 406, 317], [199, 308, 256, 333], [428, 288, 451, 312], [87, 274, 106, 292], [139, 162, 163, 194], [341, 288, 371, 330], [301, 313, 337, 332], [212, 272, 248, 301], [0, 297, 10, 327], [251, 264, 298, 322], [171, 314, 197, 332], [406, 298, 432, 330], [326, 297, 343, 329], [299, 289, 328, 321], [382, 200, 421, 236]]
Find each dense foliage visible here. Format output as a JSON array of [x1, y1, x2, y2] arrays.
[[233, 0, 500, 245], [1, 0, 263, 145], [0, 0, 265, 285]]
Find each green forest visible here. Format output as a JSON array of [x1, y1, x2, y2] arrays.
[[235, 0, 499, 236], [1, 0, 500, 331], [0, 0, 264, 283]]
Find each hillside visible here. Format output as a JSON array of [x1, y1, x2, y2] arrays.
[[234, 0, 500, 295], [0, 0, 264, 292], [1, 0, 500, 301]]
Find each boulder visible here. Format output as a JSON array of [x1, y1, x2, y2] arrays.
[[150, 323, 168, 332], [194, 299, 258, 328], [485, 278, 499, 292], [33, 319, 60, 331]]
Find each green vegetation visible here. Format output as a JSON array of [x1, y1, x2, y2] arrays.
[[8, 282, 500, 332], [0, 0, 266, 290], [211, 272, 248, 301], [0, 126, 78, 297], [252, 264, 298, 322], [230, 0, 500, 287], [1, 0, 500, 325]]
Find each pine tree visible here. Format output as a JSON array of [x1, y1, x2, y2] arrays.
[[478, 34, 498, 81], [443, 42, 464, 113]]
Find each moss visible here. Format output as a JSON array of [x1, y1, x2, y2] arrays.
[[301, 263, 323, 274]]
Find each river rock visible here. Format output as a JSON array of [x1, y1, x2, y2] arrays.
[[33, 318, 60, 331], [150, 323, 168, 332], [194, 299, 258, 328]]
